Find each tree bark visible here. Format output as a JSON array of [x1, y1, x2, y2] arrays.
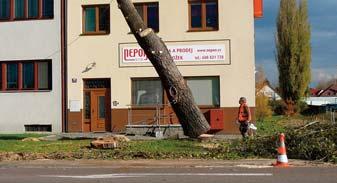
[[116, 0, 210, 138], [285, 99, 295, 116]]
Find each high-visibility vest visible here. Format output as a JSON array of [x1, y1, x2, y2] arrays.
[[238, 103, 250, 122]]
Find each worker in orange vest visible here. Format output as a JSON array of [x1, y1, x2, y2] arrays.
[[237, 97, 252, 138]]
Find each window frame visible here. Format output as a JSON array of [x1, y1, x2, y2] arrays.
[[82, 4, 110, 35], [130, 76, 220, 108], [188, 0, 219, 32], [133, 2, 159, 32], [0, 60, 52, 92], [0, 0, 54, 22]]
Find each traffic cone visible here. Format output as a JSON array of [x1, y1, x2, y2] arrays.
[[273, 133, 289, 167]]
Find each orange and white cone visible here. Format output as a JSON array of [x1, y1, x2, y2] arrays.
[[273, 133, 289, 167]]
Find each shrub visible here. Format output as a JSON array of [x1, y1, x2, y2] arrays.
[[270, 100, 287, 115], [296, 101, 308, 114], [255, 94, 272, 121]]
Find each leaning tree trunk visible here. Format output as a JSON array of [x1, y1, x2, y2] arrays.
[[116, 0, 210, 138]]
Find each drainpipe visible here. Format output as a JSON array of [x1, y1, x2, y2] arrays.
[[61, 0, 68, 132]]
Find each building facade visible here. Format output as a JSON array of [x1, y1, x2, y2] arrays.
[[0, 0, 65, 133], [66, 0, 258, 134]]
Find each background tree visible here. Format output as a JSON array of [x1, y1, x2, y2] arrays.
[[276, 0, 311, 115], [255, 65, 267, 93]]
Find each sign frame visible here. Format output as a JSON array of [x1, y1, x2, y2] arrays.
[[118, 39, 231, 68]]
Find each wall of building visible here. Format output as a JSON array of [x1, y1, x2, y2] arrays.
[[0, 1, 62, 133], [67, 0, 255, 133]]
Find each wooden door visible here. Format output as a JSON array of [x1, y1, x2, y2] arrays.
[[90, 90, 111, 132]]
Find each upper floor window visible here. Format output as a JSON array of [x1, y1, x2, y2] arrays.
[[0, 60, 52, 92], [0, 0, 10, 20], [134, 2, 159, 32], [82, 4, 110, 35], [42, 0, 53, 18], [188, 0, 218, 31], [0, 0, 54, 21]]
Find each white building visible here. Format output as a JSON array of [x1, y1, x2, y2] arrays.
[[257, 84, 282, 101], [0, 0, 66, 133]]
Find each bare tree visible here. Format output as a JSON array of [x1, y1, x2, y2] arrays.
[[116, 0, 210, 138]]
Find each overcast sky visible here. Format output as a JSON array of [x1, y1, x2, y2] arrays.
[[255, 0, 337, 87]]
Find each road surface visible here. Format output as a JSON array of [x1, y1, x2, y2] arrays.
[[0, 160, 336, 183]]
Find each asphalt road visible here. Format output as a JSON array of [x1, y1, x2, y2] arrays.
[[0, 160, 336, 183]]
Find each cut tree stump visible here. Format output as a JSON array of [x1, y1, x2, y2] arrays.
[[90, 135, 130, 149], [116, 0, 210, 138]]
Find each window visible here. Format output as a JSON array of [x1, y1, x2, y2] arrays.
[[84, 92, 91, 119], [188, 0, 218, 31], [22, 62, 34, 89], [131, 77, 220, 106], [37, 61, 51, 89], [7, 63, 18, 89], [0, 60, 52, 92], [186, 77, 220, 106], [15, 0, 25, 19], [42, 0, 53, 18], [98, 96, 106, 118], [134, 2, 159, 32], [132, 79, 163, 105], [0, 0, 10, 20], [25, 124, 52, 132], [0, 0, 53, 21], [82, 5, 110, 35], [28, 0, 39, 18]]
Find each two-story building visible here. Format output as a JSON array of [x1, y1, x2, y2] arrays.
[[66, 0, 261, 134], [0, 0, 66, 133]]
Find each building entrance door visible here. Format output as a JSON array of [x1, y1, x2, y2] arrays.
[[83, 79, 111, 132]]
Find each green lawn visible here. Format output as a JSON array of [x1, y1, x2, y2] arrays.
[[0, 136, 243, 160], [0, 140, 91, 153], [256, 115, 286, 136], [0, 133, 48, 140]]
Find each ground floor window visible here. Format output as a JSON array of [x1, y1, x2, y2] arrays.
[[186, 77, 220, 106], [132, 78, 163, 106], [25, 124, 52, 132], [0, 60, 52, 92], [131, 76, 220, 106]]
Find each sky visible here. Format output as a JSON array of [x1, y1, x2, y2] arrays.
[[255, 0, 337, 87]]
